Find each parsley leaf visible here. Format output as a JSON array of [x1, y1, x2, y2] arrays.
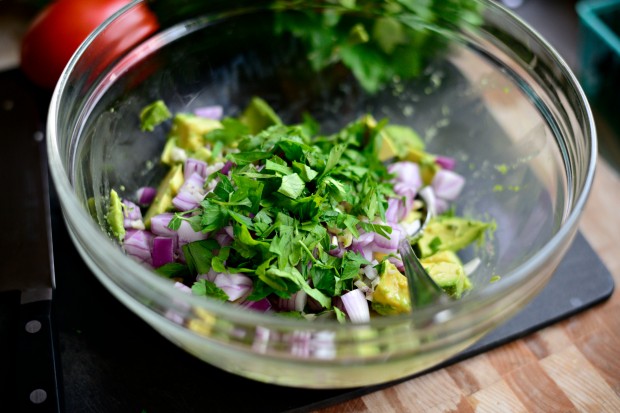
[[278, 173, 306, 199], [192, 279, 229, 301]]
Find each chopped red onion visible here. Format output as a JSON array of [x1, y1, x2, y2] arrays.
[[389, 255, 405, 273], [220, 160, 235, 175], [435, 198, 449, 215], [385, 197, 407, 224], [172, 172, 206, 211], [136, 186, 157, 206], [388, 161, 423, 188], [122, 199, 145, 230], [274, 291, 308, 312], [180, 172, 206, 195], [152, 236, 175, 268], [193, 105, 223, 120], [432, 169, 465, 201], [205, 162, 225, 177], [360, 245, 374, 261], [184, 158, 208, 180], [373, 226, 401, 251], [214, 228, 233, 247], [213, 273, 253, 301], [435, 155, 457, 170], [341, 289, 370, 323], [353, 279, 370, 293], [328, 238, 344, 257], [124, 229, 154, 264], [172, 190, 202, 211], [122, 199, 141, 220], [197, 269, 218, 283], [177, 220, 209, 247], [150, 213, 177, 238], [351, 231, 374, 249], [241, 298, 272, 312], [393, 180, 418, 196], [362, 264, 378, 280]]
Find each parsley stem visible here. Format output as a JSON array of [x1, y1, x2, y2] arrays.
[[298, 240, 317, 264]]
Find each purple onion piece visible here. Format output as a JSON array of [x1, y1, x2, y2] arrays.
[[122, 199, 145, 229], [432, 169, 465, 201], [193, 105, 223, 120], [213, 273, 253, 301], [241, 298, 272, 312], [177, 220, 209, 247], [124, 229, 154, 264], [435, 155, 457, 170], [184, 158, 208, 180], [150, 213, 177, 238], [220, 160, 235, 175], [152, 236, 175, 268], [172, 191, 200, 211], [122, 199, 142, 221], [136, 186, 157, 206], [341, 289, 370, 323], [388, 161, 422, 187], [373, 226, 401, 250]]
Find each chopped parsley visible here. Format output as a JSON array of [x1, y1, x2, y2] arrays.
[[111, 97, 494, 321]]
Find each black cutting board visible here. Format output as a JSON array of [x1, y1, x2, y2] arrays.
[[0, 68, 614, 413]]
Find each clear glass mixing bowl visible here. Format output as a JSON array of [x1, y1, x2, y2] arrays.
[[47, 0, 596, 388]]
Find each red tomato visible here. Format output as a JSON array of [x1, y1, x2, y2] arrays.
[[20, 0, 160, 90]]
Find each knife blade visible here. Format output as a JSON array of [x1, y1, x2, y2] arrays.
[[0, 72, 63, 412]]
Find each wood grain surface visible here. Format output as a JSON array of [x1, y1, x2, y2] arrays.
[[314, 158, 620, 413]]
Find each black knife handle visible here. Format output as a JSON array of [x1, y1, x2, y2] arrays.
[[17, 300, 63, 413]]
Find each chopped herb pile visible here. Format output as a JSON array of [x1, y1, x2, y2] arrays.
[[105, 98, 493, 323]]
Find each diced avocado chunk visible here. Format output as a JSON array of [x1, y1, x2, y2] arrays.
[[421, 250, 472, 298], [376, 122, 438, 184], [191, 146, 213, 163], [160, 137, 186, 166], [378, 124, 425, 162], [371, 261, 411, 315], [143, 164, 184, 228], [417, 216, 491, 258], [404, 147, 439, 185], [169, 113, 222, 152], [239, 96, 282, 134], [107, 189, 125, 242], [140, 99, 172, 132]]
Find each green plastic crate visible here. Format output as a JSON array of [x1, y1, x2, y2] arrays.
[[577, 0, 620, 130]]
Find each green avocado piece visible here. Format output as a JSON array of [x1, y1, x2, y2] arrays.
[[421, 250, 472, 298], [169, 113, 222, 152], [143, 164, 184, 228], [107, 189, 126, 242], [417, 216, 491, 258], [140, 99, 172, 132], [376, 122, 438, 184], [239, 97, 282, 134], [160, 137, 182, 166], [371, 261, 411, 315]]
